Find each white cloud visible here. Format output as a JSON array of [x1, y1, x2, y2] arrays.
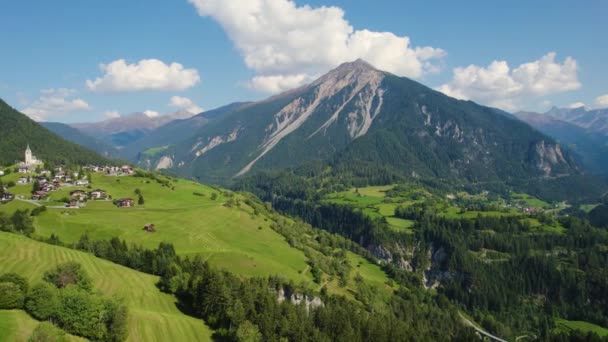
[[143, 110, 160, 118], [21, 88, 91, 121], [567, 102, 585, 109], [169, 96, 203, 114], [189, 0, 445, 93], [247, 74, 314, 93], [86, 59, 200, 93], [103, 110, 121, 119], [595, 94, 608, 108], [438, 52, 581, 111]]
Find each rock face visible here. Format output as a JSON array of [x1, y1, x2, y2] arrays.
[[155, 156, 173, 170], [530, 140, 567, 176], [276, 287, 323, 311]]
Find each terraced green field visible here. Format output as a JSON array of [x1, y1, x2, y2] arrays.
[[0, 232, 213, 342], [511, 192, 550, 208]]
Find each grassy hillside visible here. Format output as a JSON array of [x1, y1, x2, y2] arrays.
[[0, 232, 213, 341], [0, 99, 109, 166], [8, 172, 312, 280], [1, 171, 393, 289]]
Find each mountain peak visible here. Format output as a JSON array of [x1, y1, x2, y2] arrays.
[[331, 58, 377, 74], [312, 59, 382, 89]]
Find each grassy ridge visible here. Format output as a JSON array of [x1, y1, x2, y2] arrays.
[[0, 232, 213, 342]]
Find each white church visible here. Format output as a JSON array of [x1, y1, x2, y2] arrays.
[[19, 144, 43, 171]]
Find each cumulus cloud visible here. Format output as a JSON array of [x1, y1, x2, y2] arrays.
[[86, 59, 200, 93], [169, 96, 203, 114], [595, 94, 608, 108], [188, 0, 445, 93], [103, 110, 121, 119], [437, 52, 581, 111], [21, 88, 91, 121], [247, 74, 314, 93], [143, 110, 160, 118]]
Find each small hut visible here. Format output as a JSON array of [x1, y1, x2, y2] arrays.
[[143, 223, 155, 232]]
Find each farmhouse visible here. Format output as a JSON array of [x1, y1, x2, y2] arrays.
[[70, 190, 87, 201], [1, 192, 14, 202], [89, 189, 107, 199], [75, 179, 89, 186], [31, 190, 48, 200], [116, 198, 134, 208]]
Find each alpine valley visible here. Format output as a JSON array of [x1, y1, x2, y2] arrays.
[[2, 60, 608, 342]]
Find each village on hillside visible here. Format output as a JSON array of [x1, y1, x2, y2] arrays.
[[0, 145, 136, 209]]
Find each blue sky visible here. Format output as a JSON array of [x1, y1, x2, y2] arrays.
[[0, 0, 606, 123]]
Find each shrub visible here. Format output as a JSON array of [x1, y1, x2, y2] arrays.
[[43, 262, 92, 291], [0, 282, 24, 309], [26, 282, 60, 320], [31, 205, 47, 216], [0, 272, 29, 293]]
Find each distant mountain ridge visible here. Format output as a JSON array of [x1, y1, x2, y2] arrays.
[[545, 106, 608, 136], [514, 110, 608, 175], [71, 110, 198, 148], [141, 59, 580, 186], [41, 121, 120, 158]]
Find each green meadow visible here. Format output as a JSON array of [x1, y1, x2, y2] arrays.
[[0, 232, 213, 342], [323, 185, 416, 233], [3, 172, 311, 281], [555, 319, 608, 337]]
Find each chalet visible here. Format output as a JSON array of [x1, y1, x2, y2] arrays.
[[75, 179, 89, 186], [143, 223, 156, 232], [1, 193, 14, 202], [17, 177, 29, 184], [89, 189, 107, 199], [120, 165, 134, 175], [18, 166, 29, 174], [41, 184, 56, 192], [39, 169, 50, 175], [70, 190, 87, 201], [31, 191, 48, 200], [116, 198, 134, 208]]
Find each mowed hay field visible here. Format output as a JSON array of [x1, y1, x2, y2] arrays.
[[2, 172, 310, 281], [0, 232, 213, 342]]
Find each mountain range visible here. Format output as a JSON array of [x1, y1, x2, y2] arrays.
[[7, 59, 600, 196], [514, 110, 608, 174], [70, 110, 198, 148], [133, 59, 579, 186]]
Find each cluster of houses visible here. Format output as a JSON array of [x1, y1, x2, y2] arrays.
[[65, 189, 108, 207], [83, 165, 134, 176]]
